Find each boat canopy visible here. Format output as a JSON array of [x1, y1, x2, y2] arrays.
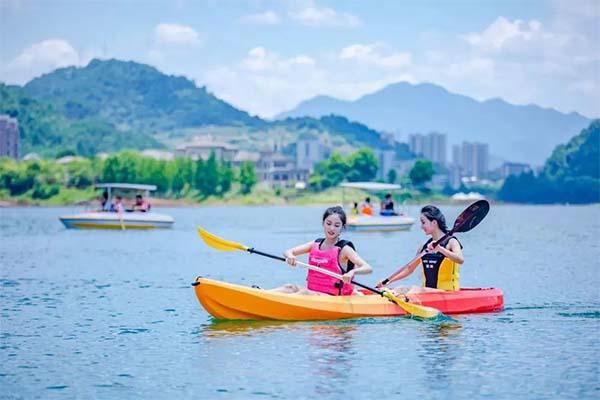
[[95, 183, 157, 191], [339, 182, 402, 191]]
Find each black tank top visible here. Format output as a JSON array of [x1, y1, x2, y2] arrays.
[[420, 236, 462, 288]]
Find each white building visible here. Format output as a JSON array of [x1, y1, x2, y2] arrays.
[[256, 152, 309, 188], [175, 138, 237, 161], [232, 150, 261, 169]]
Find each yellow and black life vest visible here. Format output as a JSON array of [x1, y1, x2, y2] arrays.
[[420, 236, 462, 291]]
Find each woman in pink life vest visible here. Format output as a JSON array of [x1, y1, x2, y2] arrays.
[[270, 206, 373, 295]]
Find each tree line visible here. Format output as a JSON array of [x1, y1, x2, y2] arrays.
[[0, 151, 257, 200]]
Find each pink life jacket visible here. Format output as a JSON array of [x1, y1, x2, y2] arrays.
[[306, 239, 355, 296]]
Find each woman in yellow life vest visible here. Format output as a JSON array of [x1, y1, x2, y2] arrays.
[[379, 205, 464, 294]]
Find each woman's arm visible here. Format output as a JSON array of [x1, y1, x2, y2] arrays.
[[376, 244, 422, 287], [428, 238, 464, 264], [340, 246, 373, 282], [283, 241, 314, 266]]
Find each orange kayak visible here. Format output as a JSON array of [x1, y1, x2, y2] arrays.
[[193, 277, 504, 321]]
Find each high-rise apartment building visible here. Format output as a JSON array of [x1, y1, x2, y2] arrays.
[[454, 141, 489, 179], [0, 115, 19, 160], [408, 132, 447, 165]]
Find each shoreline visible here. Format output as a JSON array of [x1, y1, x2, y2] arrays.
[[1, 198, 595, 208]]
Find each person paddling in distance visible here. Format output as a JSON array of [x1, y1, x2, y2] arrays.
[[270, 206, 373, 295], [376, 205, 464, 294]]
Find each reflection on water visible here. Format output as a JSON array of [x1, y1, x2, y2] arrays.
[[418, 322, 463, 391], [308, 324, 356, 396], [200, 319, 297, 338]]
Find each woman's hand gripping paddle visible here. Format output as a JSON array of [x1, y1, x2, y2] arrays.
[[378, 200, 490, 287], [195, 227, 443, 320]]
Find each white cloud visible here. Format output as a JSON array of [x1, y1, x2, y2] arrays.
[[449, 12, 599, 116], [1, 39, 83, 84], [154, 23, 200, 45], [290, 55, 315, 66], [463, 17, 554, 53], [339, 43, 411, 68], [11, 39, 79, 68], [239, 11, 280, 25], [201, 45, 415, 117], [242, 47, 315, 72], [289, 6, 361, 27]]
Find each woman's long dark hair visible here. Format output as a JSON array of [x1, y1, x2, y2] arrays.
[[323, 206, 347, 227], [421, 205, 448, 233]]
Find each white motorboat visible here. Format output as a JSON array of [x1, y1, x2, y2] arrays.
[[59, 183, 174, 230], [340, 182, 415, 232], [346, 214, 415, 232]]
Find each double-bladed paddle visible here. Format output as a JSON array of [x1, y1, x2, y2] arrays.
[[378, 199, 490, 287], [195, 227, 443, 319]]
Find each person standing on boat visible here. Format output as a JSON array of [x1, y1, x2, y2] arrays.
[[100, 190, 110, 211], [270, 206, 373, 295], [376, 205, 464, 294]]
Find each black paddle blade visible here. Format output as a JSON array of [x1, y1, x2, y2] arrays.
[[452, 200, 490, 233]]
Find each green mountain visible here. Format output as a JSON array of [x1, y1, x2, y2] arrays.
[[24, 59, 264, 132], [544, 120, 599, 180], [0, 83, 161, 156], [499, 120, 599, 204]]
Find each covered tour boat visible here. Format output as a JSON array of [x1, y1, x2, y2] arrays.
[[59, 183, 174, 230], [341, 182, 415, 231]]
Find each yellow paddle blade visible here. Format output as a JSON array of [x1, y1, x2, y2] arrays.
[[197, 228, 249, 252], [382, 291, 441, 319]]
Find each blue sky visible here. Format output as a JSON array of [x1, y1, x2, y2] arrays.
[[1, 0, 598, 118]]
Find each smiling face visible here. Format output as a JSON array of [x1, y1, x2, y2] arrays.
[[420, 214, 437, 235], [323, 213, 344, 240]]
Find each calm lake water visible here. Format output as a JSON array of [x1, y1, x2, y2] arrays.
[[1, 205, 599, 399]]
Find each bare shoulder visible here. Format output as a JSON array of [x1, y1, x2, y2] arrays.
[[340, 244, 358, 257], [292, 241, 315, 253], [447, 237, 462, 250]]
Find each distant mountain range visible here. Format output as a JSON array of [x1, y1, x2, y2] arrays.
[[278, 82, 593, 165], [1, 58, 592, 165]]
